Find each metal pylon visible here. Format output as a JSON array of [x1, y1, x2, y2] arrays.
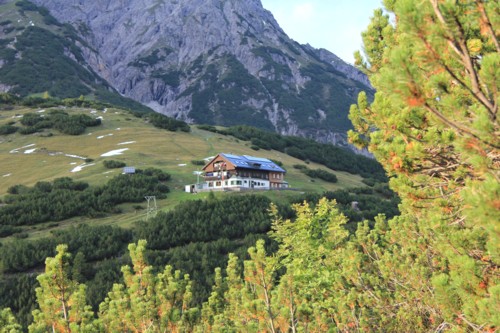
[[145, 196, 157, 220]]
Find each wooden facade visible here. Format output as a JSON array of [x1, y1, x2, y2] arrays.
[[185, 153, 287, 192]]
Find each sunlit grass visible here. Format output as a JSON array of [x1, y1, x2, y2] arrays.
[[0, 105, 365, 239]]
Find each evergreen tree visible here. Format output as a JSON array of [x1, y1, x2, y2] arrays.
[[28, 245, 97, 333], [98, 240, 199, 332], [349, 0, 499, 330], [0, 308, 22, 333]]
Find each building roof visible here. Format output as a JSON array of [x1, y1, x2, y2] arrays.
[[220, 153, 286, 173]]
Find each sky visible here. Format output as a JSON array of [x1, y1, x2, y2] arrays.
[[260, 0, 382, 64]]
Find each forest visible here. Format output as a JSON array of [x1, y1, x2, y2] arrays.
[[0, 185, 398, 330], [0, 169, 170, 230], [1, 0, 498, 332]]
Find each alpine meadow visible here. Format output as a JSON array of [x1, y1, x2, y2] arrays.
[[0, 0, 499, 332]]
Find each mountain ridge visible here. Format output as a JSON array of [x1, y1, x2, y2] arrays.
[[2, 0, 373, 148]]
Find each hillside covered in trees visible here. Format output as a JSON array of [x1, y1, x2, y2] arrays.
[[0, 0, 498, 332]]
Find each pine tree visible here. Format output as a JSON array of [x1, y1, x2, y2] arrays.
[[349, 0, 499, 330], [28, 244, 97, 333], [0, 308, 22, 333], [98, 240, 199, 332]]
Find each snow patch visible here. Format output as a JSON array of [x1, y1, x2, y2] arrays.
[[10, 144, 35, 153], [71, 163, 95, 173], [117, 141, 136, 145], [178, 164, 187, 167], [37, 109, 45, 113], [3, 173, 12, 177], [90, 110, 97, 114], [116, 128, 121, 130], [65, 154, 86, 160], [97, 133, 113, 139], [101, 148, 129, 157], [97, 116, 104, 120], [24, 148, 37, 154], [70, 162, 77, 165]]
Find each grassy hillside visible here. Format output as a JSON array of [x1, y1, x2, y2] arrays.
[[0, 105, 366, 238]]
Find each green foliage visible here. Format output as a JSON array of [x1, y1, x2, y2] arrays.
[[0, 170, 170, 226], [347, 0, 500, 330], [152, 70, 181, 87], [0, 24, 154, 113], [188, 54, 275, 130], [210, 124, 387, 181], [147, 112, 190, 132], [0, 224, 132, 274], [190, 160, 206, 166], [302, 167, 338, 183], [0, 125, 18, 135], [0, 308, 22, 333], [102, 160, 126, 169], [292, 164, 307, 170], [18, 110, 101, 135], [0, 27, 94, 98], [129, 49, 166, 68], [15, 0, 38, 12], [29, 244, 97, 332], [134, 195, 274, 251]]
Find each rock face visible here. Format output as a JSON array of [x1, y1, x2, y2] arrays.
[[31, 0, 373, 147]]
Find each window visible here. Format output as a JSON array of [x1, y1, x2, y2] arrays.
[[208, 182, 213, 187], [216, 181, 221, 187], [225, 181, 228, 186], [237, 181, 242, 185]]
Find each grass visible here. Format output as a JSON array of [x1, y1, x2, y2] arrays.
[[0, 105, 365, 239]]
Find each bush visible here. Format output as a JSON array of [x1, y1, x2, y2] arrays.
[[18, 127, 38, 135], [270, 159, 283, 167], [0, 125, 18, 135], [303, 168, 338, 183], [196, 124, 217, 132], [293, 164, 307, 170], [191, 160, 206, 166], [148, 113, 190, 132], [103, 160, 126, 169]]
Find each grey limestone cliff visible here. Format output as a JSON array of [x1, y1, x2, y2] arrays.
[[30, 0, 373, 147]]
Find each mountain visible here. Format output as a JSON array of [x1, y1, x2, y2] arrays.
[[0, 0, 153, 112], [2, 0, 373, 147]]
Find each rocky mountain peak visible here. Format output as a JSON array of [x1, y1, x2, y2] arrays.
[[26, 0, 372, 148]]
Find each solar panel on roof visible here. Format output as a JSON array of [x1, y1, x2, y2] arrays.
[[222, 153, 242, 159], [123, 167, 136, 174], [243, 155, 271, 162]]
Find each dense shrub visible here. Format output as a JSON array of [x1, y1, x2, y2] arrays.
[[148, 113, 190, 132], [191, 160, 206, 166], [0, 125, 18, 135], [103, 160, 126, 169], [303, 168, 338, 183], [0, 169, 170, 226], [17, 110, 101, 135], [217, 125, 387, 181]]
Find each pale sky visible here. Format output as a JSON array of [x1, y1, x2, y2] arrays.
[[260, 0, 382, 64]]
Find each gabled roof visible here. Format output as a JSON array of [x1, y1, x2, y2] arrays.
[[220, 153, 286, 173]]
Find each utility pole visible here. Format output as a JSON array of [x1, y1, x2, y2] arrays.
[[144, 196, 157, 220]]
